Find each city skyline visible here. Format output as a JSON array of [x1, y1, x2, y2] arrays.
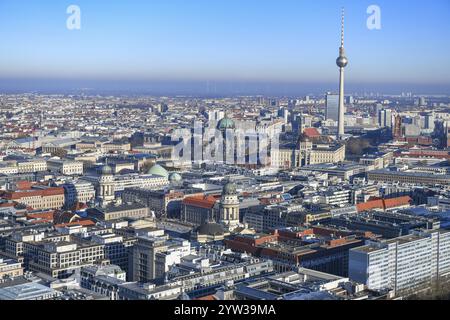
[[2, 0, 450, 308], [0, 0, 449, 95]]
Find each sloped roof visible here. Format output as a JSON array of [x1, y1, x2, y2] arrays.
[[147, 164, 169, 178], [183, 195, 218, 209], [356, 196, 412, 213], [195, 222, 224, 236], [54, 219, 95, 228], [304, 128, 321, 138], [0, 283, 57, 300]]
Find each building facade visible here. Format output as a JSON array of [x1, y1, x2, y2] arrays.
[[349, 230, 450, 294]]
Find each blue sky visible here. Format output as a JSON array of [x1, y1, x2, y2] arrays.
[[0, 0, 449, 94]]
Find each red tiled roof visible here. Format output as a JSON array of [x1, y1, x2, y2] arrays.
[[383, 196, 413, 208], [29, 219, 52, 225], [195, 295, 217, 301], [182, 195, 219, 209], [54, 219, 96, 228], [357, 196, 412, 212], [15, 181, 33, 190], [303, 128, 321, 138], [71, 202, 88, 211], [2, 187, 65, 200], [26, 211, 55, 221]]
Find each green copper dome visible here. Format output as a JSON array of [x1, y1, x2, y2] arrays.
[[217, 117, 235, 130], [147, 164, 169, 178], [169, 172, 182, 182], [223, 182, 237, 195], [99, 165, 113, 175]]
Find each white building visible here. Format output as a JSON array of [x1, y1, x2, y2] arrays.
[[378, 109, 393, 128], [114, 174, 169, 192], [17, 159, 47, 173], [63, 180, 96, 207], [47, 159, 84, 176], [326, 93, 339, 121], [0, 165, 19, 175], [349, 229, 450, 294], [319, 188, 353, 206], [80, 264, 127, 300], [81, 170, 169, 205], [155, 238, 192, 280]]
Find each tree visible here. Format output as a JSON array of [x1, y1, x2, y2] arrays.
[[346, 137, 371, 156], [141, 160, 156, 173]]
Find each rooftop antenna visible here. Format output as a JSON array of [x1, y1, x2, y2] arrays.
[[341, 7, 345, 48]]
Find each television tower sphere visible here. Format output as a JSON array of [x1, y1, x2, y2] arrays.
[[336, 55, 348, 68]]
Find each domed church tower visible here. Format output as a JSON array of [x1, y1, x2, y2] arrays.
[[97, 165, 115, 206], [219, 182, 240, 231], [217, 114, 237, 164]]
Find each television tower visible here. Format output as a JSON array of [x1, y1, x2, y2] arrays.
[[336, 8, 348, 140]]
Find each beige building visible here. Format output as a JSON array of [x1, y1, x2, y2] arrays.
[[309, 144, 346, 165], [17, 160, 47, 173], [0, 165, 19, 175], [0, 258, 23, 279], [2, 187, 65, 210], [87, 204, 150, 221], [303, 211, 333, 224], [76, 141, 106, 152], [26, 241, 105, 279], [42, 139, 78, 154], [359, 152, 393, 170], [272, 143, 345, 169], [47, 159, 84, 176], [101, 142, 131, 153]]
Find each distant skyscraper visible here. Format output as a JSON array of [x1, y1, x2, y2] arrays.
[[326, 93, 339, 121], [336, 8, 348, 139], [378, 109, 393, 128], [423, 113, 435, 130], [346, 96, 354, 105], [278, 107, 289, 125], [208, 110, 225, 122], [393, 115, 403, 140], [446, 122, 450, 148], [419, 97, 427, 107]]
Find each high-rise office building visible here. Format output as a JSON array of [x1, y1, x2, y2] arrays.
[[278, 107, 289, 125], [326, 93, 340, 121], [393, 115, 403, 140], [349, 230, 450, 294], [419, 97, 427, 107], [423, 113, 435, 130], [378, 109, 393, 128], [346, 96, 354, 105]]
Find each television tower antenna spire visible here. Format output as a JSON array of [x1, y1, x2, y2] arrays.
[[341, 7, 345, 48], [336, 7, 348, 140]]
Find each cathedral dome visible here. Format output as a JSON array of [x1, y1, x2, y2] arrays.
[[169, 172, 182, 182], [223, 182, 237, 195], [217, 117, 235, 130], [99, 165, 113, 175], [147, 164, 169, 178]]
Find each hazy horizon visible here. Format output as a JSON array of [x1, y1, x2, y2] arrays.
[[0, 78, 449, 97], [1, 0, 449, 95]]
